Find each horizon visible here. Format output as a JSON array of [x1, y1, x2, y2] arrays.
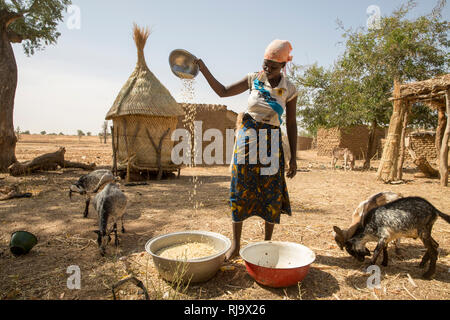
[[11, 0, 449, 135]]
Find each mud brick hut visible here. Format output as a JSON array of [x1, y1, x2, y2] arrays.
[[177, 104, 238, 166], [297, 137, 313, 151], [404, 131, 439, 164], [316, 125, 385, 160], [106, 25, 185, 181], [377, 74, 450, 186]]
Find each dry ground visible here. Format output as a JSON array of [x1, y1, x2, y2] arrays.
[[0, 134, 449, 300]]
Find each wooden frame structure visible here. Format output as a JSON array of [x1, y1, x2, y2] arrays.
[[377, 74, 450, 186]]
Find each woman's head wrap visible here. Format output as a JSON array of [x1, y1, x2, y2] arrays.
[[264, 40, 293, 63]]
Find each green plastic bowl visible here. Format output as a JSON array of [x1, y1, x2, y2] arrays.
[[10, 231, 38, 256]]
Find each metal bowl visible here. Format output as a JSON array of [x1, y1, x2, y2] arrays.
[[169, 49, 199, 79], [240, 241, 315, 288], [145, 231, 231, 283]]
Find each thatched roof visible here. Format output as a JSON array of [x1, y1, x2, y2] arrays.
[[106, 24, 184, 120], [391, 74, 450, 109]]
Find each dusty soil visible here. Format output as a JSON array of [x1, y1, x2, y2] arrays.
[[0, 134, 449, 300]]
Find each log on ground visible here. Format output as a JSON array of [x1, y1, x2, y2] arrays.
[[8, 147, 96, 176]]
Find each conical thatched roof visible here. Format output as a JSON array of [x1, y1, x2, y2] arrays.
[[106, 24, 184, 120]]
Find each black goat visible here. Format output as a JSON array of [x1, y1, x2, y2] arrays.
[[342, 197, 450, 279]]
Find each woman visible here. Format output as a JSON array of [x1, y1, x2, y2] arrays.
[[196, 40, 298, 260]]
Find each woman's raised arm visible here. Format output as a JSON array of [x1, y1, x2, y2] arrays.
[[196, 59, 249, 98]]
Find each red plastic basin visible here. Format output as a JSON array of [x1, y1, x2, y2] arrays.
[[240, 241, 315, 288]]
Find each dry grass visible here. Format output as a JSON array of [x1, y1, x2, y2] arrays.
[[0, 135, 449, 300]]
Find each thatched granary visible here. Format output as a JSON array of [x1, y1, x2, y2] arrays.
[[176, 104, 238, 165], [377, 74, 450, 186], [106, 25, 185, 180]]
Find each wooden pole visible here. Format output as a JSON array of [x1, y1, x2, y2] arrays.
[[377, 79, 406, 182], [439, 89, 450, 186], [436, 104, 447, 159], [396, 103, 411, 181], [111, 125, 117, 177], [123, 119, 130, 183], [145, 128, 170, 181]]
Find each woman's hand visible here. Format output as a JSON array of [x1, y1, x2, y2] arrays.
[[195, 58, 206, 73], [286, 158, 297, 179]]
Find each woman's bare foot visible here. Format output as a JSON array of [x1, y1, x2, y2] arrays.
[[225, 243, 240, 261], [225, 222, 243, 261]]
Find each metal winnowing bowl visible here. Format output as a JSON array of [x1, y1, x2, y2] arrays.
[[169, 49, 199, 79]]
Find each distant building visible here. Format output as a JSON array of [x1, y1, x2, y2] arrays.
[[316, 125, 385, 160]]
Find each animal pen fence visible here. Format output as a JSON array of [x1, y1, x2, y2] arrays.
[[377, 74, 450, 186], [106, 25, 185, 181]]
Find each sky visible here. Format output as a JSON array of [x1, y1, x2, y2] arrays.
[[11, 0, 449, 135]]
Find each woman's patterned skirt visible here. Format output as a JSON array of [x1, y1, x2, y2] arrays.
[[230, 114, 292, 224]]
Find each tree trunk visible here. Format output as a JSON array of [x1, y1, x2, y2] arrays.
[[0, 22, 18, 172], [364, 120, 377, 170], [377, 79, 406, 182], [8, 147, 66, 176], [103, 121, 108, 144], [440, 90, 450, 186], [8, 147, 95, 176], [111, 126, 117, 176]]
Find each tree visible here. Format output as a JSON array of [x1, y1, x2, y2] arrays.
[[40, 130, 46, 135], [0, 0, 71, 172], [15, 125, 20, 141], [292, 0, 449, 169], [340, 0, 448, 173], [102, 121, 108, 144], [77, 129, 85, 141]]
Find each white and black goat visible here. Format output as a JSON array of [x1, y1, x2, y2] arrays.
[[342, 197, 450, 279], [92, 183, 127, 256], [333, 191, 403, 251], [69, 169, 115, 218]]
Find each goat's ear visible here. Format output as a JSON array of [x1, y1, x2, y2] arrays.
[[333, 226, 345, 238]]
